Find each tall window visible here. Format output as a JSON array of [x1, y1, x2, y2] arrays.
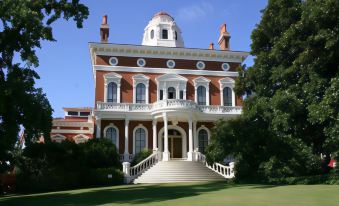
[[162, 29, 168, 39], [168, 87, 176, 99], [136, 83, 146, 103], [106, 127, 117, 145], [197, 86, 206, 105], [150, 30, 154, 39], [107, 82, 117, 103], [160, 90, 163, 100], [175, 31, 178, 40], [198, 129, 208, 153], [135, 128, 146, 153], [223, 87, 232, 106]]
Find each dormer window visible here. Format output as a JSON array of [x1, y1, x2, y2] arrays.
[[162, 29, 168, 39]]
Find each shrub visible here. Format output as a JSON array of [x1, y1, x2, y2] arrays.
[[130, 149, 152, 166], [15, 138, 122, 193]]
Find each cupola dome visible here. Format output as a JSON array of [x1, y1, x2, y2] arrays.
[[142, 12, 184, 47]]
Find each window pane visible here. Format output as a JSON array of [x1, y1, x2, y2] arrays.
[[135, 128, 146, 153], [108, 82, 117, 103], [106, 127, 117, 145], [168, 87, 176, 99], [162, 29, 168, 39], [197, 86, 206, 105], [223, 87, 232, 106], [180, 91, 184, 99], [136, 83, 146, 103], [198, 129, 208, 153], [160, 90, 163, 100]]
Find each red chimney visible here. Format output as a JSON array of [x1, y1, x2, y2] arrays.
[[218, 23, 231, 50], [100, 15, 109, 43], [209, 43, 214, 50]]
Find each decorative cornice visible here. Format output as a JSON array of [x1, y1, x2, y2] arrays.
[[95, 65, 239, 77]]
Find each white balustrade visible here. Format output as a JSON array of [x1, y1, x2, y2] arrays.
[[196, 152, 235, 179], [97, 100, 241, 115], [128, 152, 160, 179]]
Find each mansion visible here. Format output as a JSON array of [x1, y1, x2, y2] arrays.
[[51, 12, 248, 182]]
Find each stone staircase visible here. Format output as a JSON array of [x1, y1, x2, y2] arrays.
[[133, 160, 226, 184]]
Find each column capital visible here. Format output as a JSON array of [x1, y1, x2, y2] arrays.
[[152, 119, 157, 125]]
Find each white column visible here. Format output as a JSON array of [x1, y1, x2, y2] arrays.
[[133, 85, 136, 103], [163, 112, 170, 161], [146, 84, 149, 104], [164, 85, 167, 100], [183, 89, 187, 100], [194, 87, 198, 103], [152, 119, 157, 152], [232, 88, 236, 106], [124, 118, 130, 161], [206, 85, 210, 106], [117, 83, 121, 103], [187, 115, 194, 161], [220, 86, 224, 106], [96, 118, 101, 138], [193, 121, 197, 151], [176, 85, 179, 99]]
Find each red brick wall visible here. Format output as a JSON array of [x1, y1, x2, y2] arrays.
[[95, 70, 242, 106]]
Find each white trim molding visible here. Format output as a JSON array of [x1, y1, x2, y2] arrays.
[[104, 72, 122, 103], [73, 134, 90, 144], [155, 73, 188, 101], [193, 76, 211, 106], [196, 125, 211, 152], [132, 74, 150, 104], [103, 123, 120, 150], [219, 77, 236, 106], [133, 124, 149, 154]]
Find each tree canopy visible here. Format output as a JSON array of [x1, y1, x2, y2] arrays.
[[0, 0, 89, 172], [207, 0, 339, 180]]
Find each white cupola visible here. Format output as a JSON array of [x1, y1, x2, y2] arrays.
[[142, 12, 184, 47]]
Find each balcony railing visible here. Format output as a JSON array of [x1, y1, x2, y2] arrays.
[[96, 99, 242, 115]]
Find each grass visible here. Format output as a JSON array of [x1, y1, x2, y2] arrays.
[[0, 182, 338, 206]]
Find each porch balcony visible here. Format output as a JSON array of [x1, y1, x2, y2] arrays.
[[96, 99, 242, 115]]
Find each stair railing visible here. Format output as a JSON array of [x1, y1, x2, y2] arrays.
[[122, 151, 160, 183], [196, 152, 235, 178]]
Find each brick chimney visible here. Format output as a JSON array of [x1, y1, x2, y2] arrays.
[[209, 43, 214, 50], [218, 23, 230, 50], [100, 15, 109, 43]]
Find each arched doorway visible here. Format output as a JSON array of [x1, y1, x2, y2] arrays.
[[158, 125, 187, 159]]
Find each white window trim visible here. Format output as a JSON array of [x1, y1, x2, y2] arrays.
[[219, 77, 235, 106], [51, 134, 67, 143], [104, 72, 122, 103], [103, 123, 119, 150], [155, 73, 188, 101], [166, 60, 175, 68], [109, 57, 118, 66], [196, 61, 205, 70], [193, 76, 211, 105], [196, 126, 211, 152], [73, 134, 90, 144], [132, 74, 150, 104], [133, 124, 148, 154], [137, 58, 146, 67]]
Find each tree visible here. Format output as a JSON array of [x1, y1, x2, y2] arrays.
[[0, 0, 89, 172], [207, 0, 339, 180]]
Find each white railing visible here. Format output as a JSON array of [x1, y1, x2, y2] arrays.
[[122, 152, 161, 183], [97, 100, 242, 115], [196, 152, 235, 179]]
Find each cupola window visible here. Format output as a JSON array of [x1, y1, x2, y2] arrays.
[[162, 29, 168, 39], [150, 30, 154, 39]]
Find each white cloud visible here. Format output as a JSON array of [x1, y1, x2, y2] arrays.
[[176, 1, 215, 22]]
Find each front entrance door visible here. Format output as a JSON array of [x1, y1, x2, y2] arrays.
[[169, 137, 182, 158]]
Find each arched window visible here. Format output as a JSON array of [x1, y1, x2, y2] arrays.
[[198, 129, 209, 153], [135, 128, 146, 153], [197, 86, 206, 105], [107, 82, 117, 103], [150, 30, 154, 39], [223, 87, 232, 106], [106, 127, 117, 145], [168, 87, 176, 99], [136, 83, 146, 103]]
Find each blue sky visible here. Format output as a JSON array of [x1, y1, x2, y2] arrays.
[[34, 0, 267, 117]]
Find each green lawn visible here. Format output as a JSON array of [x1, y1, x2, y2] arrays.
[[0, 182, 338, 206]]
